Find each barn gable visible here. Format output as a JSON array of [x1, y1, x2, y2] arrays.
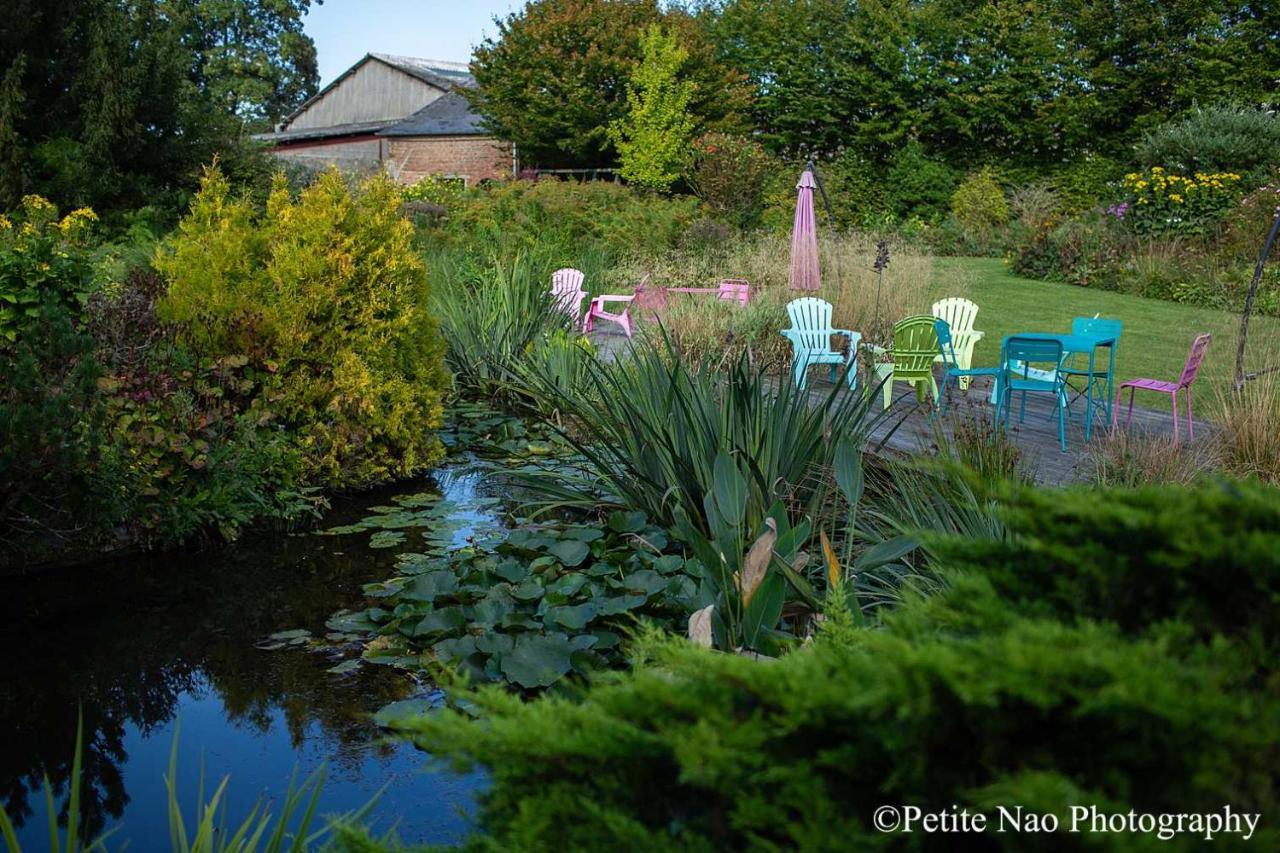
[[283, 54, 473, 132]]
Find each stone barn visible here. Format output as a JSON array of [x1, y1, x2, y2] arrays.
[[257, 53, 514, 185]]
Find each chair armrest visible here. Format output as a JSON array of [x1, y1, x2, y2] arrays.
[[780, 330, 800, 344], [862, 342, 888, 356], [593, 294, 635, 306], [832, 329, 858, 341]]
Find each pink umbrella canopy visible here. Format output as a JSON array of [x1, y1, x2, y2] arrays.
[[788, 169, 820, 290]]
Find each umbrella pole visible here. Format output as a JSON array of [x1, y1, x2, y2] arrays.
[[805, 160, 840, 296]]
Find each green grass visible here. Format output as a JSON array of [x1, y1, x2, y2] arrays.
[[931, 258, 1280, 413]]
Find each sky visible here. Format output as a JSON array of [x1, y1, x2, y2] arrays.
[[304, 0, 521, 86]]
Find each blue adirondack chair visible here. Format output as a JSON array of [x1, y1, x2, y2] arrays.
[[781, 298, 860, 391], [996, 336, 1069, 452], [935, 319, 1003, 416]]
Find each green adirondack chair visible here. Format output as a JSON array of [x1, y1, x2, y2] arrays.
[[870, 315, 940, 409]]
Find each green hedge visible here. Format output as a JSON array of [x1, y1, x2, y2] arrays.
[[388, 479, 1280, 851]]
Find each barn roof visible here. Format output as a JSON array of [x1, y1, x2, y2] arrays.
[[280, 53, 475, 129], [378, 91, 486, 137]]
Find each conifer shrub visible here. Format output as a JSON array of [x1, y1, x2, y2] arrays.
[[156, 167, 449, 488], [390, 480, 1280, 851]]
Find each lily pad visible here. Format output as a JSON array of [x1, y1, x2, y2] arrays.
[[327, 659, 361, 674], [549, 540, 590, 567], [544, 602, 596, 631], [369, 530, 406, 549], [412, 606, 469, 638], [499, 633, 576, 689], [608, 510, 647, 533], [373, 698, 435, 728]]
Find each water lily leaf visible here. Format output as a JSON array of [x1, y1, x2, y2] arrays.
[[562, 527, 605, 543], [511, 579, 544, 600], [585, 561, 617, 578], [432, 635, 477, 661], [326, 611, 378, 633], [473, 586, 516, 627], [596, 594, 646, 616], [366, 607, 391, 623], [412, 606, 468, 638], [500, 612, 541, 630], [607, 510, 647, 533], [494, 560, 530, 583], [543, 602, 596, 631], [505, 529, 533, 547], [590, 630, 621, 650], [327, 659, 361, 674], [651, 554, 685, 574], [623, 570, 666, 597], [268, 629, 311, 641], [394, 492, 441, 508], [373, 698, 435, 728], [548, 540, 590, 567], [546, 573, 588, 599], [320, 523, 367, 536], [369, 530, 406, 549], [476, 634, 516, 655], [401, 571, 460, 602], [528, 555, 559, 572], [570, 634, 599, 651], [499, 633, 576, 688]]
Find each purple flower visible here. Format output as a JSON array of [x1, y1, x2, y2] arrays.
[[1106, 202, 1129, 220]]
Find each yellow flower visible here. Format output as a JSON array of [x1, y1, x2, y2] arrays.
[[1169, 194, 1183, 203], [0, 215, 11, 230]]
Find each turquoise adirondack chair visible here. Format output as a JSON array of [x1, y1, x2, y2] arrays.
[[870, 315, 940, 409], [781, 298, 860, 391]]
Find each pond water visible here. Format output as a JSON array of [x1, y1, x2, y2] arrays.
[[0, 465, 497, 848]]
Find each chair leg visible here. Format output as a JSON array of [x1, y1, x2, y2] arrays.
[[1186, 388, 1194, 441], [1058, 393, 1067, 453], [1170, 390, 1179, 444], [1126, 387, 1137, 428], [1018, 390, 1027, 424], [937, 375, 950, 417]]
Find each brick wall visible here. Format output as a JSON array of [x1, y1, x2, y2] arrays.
[[269, 138, 382, 173], [385, 136, 513, 185]]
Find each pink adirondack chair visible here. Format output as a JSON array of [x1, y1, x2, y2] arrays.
[[716, 279, 751, 306], [1113, 333, 1211, 442], [550, 268, 636, 337]]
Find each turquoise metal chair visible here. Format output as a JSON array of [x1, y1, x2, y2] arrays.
[[1063, 316, 1122, 425], [781, 298, 860, 391], [934, 319, 1003, 417], [996, 336, 1068, 452]]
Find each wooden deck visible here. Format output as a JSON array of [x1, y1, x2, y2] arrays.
[[589, 328, 1201, 486]]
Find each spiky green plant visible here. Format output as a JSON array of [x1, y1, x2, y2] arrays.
[[512, 329, 892, 538]]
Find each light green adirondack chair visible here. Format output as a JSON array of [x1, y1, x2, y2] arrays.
[[870, 315, 940, 409], [780, 297, 861, 391], [931, 297, 984, 389]]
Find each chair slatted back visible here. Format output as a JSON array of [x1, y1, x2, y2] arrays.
[[550, 268, 587, 318], [891, 315, 940, 377], [1178, 333, 1212, 388], [931, 297, 979, 337], [785, 297, 835, 351], [1004, 337, 1064, 382]]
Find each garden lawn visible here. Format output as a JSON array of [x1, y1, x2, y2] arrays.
[[932, 258, 1280, 413]]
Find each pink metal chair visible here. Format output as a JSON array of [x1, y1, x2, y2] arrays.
[[1113, 333, 1211, 442], [550, 268, 635, 338], [715, 279, 751, 306]]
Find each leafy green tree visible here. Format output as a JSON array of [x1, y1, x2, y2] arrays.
[[609, 25, 696, 191], [185, 0, 321, 129], [0, 0, 318, 212], [470, 0, 748, 168]]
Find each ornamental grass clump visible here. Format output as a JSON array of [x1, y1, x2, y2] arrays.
[[155, 166, 449, 489]]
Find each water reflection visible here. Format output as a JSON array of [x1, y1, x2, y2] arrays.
[[0, 470, 489, 846]]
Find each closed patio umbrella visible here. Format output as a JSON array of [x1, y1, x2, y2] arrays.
[[788, 169, 820, 290]]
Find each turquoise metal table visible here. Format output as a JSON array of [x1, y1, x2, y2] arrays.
[[1000, 331, 1118, 441]]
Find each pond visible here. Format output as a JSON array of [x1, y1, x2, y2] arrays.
[[0, 465, 499, 848]]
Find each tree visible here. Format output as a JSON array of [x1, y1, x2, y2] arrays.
[[469, 0, 748, 169], [0, 0, 320, 212], [185, 0, 321, 130], [609, 25, 696, 191]]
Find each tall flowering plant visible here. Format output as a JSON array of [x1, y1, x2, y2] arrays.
[[0, 195, 98, 343], [1116, 167, 1243, 235]]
